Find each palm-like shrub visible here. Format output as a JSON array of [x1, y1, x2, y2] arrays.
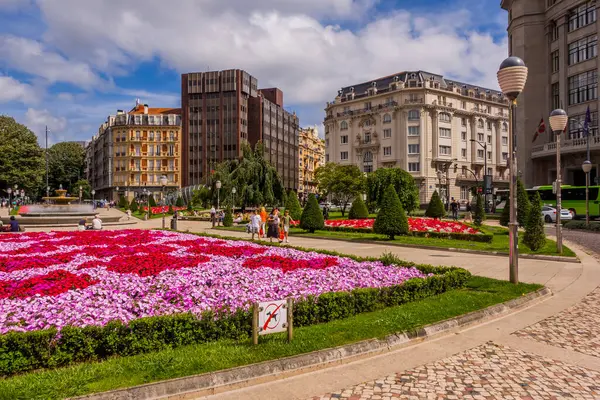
[[374, 185, 409, 239], [300, 193, 324, 233]]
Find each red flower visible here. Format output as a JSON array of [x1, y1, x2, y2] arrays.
[[243, 255, 338, 272], [0, 270, 97, 299], [0, 252, 79, 273], [102, 254, 211, 277]]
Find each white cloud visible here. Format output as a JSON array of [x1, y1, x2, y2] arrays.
[[24, 108, 67, 143], [0, 75, 37, 104]]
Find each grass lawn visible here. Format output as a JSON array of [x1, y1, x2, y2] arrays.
[[217, 224, 576, 258], [0, 277, 542, 400]]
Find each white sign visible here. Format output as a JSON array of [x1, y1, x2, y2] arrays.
[[258, 299, 288, 335]]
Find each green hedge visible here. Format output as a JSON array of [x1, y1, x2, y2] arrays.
[[564, 220, 600, 232], [0, 255, 469, 376]]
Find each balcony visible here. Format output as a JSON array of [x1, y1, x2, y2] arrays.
[[432, 100, 453, 108], [405, 98, 424, 104], [531, 136, 600, 158]]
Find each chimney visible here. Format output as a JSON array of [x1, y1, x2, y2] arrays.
[[117, 110, 123, 115], [143, 104, 149, 114]]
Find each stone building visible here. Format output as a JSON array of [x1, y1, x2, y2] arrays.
[[298, 126, 325, 200]]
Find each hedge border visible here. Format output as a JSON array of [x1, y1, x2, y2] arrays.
[[0, 232, 470, 377]]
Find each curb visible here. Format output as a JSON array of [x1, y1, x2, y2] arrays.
[[71, 287, 552, 400]]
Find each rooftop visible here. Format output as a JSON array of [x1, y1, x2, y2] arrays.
[[129, 104, 181, 115]]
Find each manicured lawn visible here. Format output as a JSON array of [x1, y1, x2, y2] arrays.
[[0, 276, 542, 400], [217, 224, 576, 258]]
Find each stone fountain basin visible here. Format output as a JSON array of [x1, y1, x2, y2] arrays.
[[1, 215, 124, 226], [21, 212, 97, 217]]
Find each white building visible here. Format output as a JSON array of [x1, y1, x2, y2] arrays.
[[324, 71, 511, 205]]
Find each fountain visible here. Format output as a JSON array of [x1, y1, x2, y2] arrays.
[[42, 185, 78, 205]]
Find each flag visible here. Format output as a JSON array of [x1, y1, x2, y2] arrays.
[[584, 105, 591, 137], [532, 117, 545, 143]]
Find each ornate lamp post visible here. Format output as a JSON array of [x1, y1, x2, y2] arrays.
[[549, 109, 568, 255], [583, 160, 592, 226], [91, 190, 96, 208], [497, 56, 528, 284], [160, 175, 168, 229], [215, 180, 222, 210], [231, 187, 237, 212], [79, 186, 83, 204]]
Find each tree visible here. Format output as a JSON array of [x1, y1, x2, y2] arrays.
[[474, 194, 485, 226], [425, 191, 445, 219], [223, 208, 234, 227], [366, 168, 419, 214], [129, 198, 139, 213], [315, 163, 364, 216], [48, 141, 86, 194], [192, 187, 212, 209], [524, 192, 546, 251], [0, 116, 45, 197], [285, 190, 302, 221], [118, 195, 129, 210], [374, 184, 409, 239], [348, 195, 369, 219], [499, 202, 510, 227], [517, 178, 531, 228], [175, 196, 184, 207], [149, 195, 157, 207], [300, 193, 324, 233], [168, 204, 174, 214], [73, 179, 91, 200]]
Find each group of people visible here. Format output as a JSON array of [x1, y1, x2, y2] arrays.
[[247, 207, 294, 243], [450, 198, 474, 222], [77, 215, 103, 231], [0, 216, 21, 232]]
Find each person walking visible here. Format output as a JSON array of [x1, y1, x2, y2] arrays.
[[250, 209, 262, 240], [259, 206, 268, 239], [465, 201, 473, 223], [210, 206, 216, 228], [267, 209, 280, 243], [281, 209, 294, 243], [450, 197, 459, 221]]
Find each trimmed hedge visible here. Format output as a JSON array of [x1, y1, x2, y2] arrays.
[[0, 243, 470, 376], [564, 220, 600, 231]]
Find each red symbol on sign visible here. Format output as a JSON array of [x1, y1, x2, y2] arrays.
[[262, 303, 283, 331]]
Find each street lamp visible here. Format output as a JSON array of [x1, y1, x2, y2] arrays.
[[498, 56, 528, 284], [470, 139, 490, 213], [583, 160, 592, 226], [79, 186, 83, 204], [7, 188, 11, 211], [91, 190, 96, 208], [160, 175, 168, 229], [231, 187, 237, 212], [215, 180, 222, 210], [549, 108, 568, 255], [436, 170, 443, 200]]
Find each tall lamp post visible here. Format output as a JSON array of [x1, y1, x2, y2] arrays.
[[215, 180, 222, 210], [7, 188, 11, 211], [497, 56, 528, 284], [583, 160, 592, 226], [470, 139, 490, 213], [160, 175, 168, 229], [549, 109, 568, 255], [79, 186, 83, 204], [91, 190, 96, 209], [231, 187, 237, 212]]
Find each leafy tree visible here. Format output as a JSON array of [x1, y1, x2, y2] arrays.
[[315, 163, 364, 216], [118, 195, 129, 210], [474, 194, 485, 226], [223, 209, 234, 227], [168, 204, 174, 214], [300, 193, 324, 233], [348, 195, 369, 219], [425, 191, 445, 219], [149, 195, 157, 207], [73, 179, 91, 200], [524, 192, 546, 251], [374, 184, 409, 239], [192, 186, 212, 209], [129, 198, 139, 213], [517, 178, 531, 228], [0, 116, 45, 197], [187, 202, 193, 212], [366, 168, 419, 214], [175, 196, 184, 207], [48, 141, 86, 194], [285, 190, 302, 221], [499, 202, 510, 227]]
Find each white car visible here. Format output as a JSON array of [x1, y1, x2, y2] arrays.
[[541, 206, 573, 223]]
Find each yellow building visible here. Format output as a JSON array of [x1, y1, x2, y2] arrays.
[[298, 126, 325, 200], [86, 102, 182, 201]]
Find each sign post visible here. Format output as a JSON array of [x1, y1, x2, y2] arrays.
[[253, 298, 293, 345]]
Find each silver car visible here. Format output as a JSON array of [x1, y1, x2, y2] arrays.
[[541, 206, 573, 223]]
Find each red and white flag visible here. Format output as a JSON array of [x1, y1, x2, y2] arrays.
[[532, 118, 545, 143]]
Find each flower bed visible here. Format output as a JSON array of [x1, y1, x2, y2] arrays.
[[141, 206, 187, 214], [0, 230, 471, 375]]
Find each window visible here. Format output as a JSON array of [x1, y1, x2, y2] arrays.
[[569, 111, 599, 138], [341, 135, 348, 144], [502, 152, 508, 161], [487, 151, 492, 160], [462, 101, 466, 109], [383, 114, 392, 124], [477, 149, 484, 158], [478, 133, 484, 141], [568, 70, 598, 105], [439, 128, 451, 138], [363, 151, 373, 173], [325, 139, 329, 147], [568, 1, 597, 32], [439, 146, 451, 155], [487, 167, 493, 175], [364, 132, 371, 143], [384, 146, 392, 156], [364, 119, 372, 127], [478, 119, 484, 128], [461, 131, 467, 141], [383, 128, 392, 138], [408, 162, 420, 172], [364, 102, 372, 110], [487, 135, 492, 144], [549, 21, 559, 42], [340, 121, 349, 130], [502, 122, 508, 132], [408, 126, 420, 136], [461, 186, 469, 200], [408, 110, 420, 120], [502, 136, 508, 145], [487, 121, 492, 130], [461, 117, 467, 126], [552, 82, 560, 109], [408, 144, 420, 154], [439, 113, 451, 123], [461, 148, 467, 158], [568, 35, 597, 65], [340, 151, 348, 160], [551, 50, 560, 73]]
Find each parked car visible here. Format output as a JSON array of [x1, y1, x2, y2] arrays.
[[541, 206, 573, 223]]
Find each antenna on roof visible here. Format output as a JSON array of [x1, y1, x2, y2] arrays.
[[135, 98, 140, 107]]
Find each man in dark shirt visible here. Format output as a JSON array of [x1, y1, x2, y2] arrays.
[[450, 198, 459, 221], [9, 216, 19, 232]]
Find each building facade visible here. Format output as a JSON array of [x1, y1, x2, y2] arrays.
[[502, 0, 599, 187], [298, 126, 325, 200], [181, 70, 300, 190], [86, 102, 182, 201], [324, 71, 510, 205]]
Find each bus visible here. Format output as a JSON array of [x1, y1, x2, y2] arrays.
[[526, 185, 600, 219]]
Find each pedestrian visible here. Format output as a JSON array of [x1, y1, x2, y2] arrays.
[[465, 201, 473, 223], [450, 198, 459, 221], [92, 214, 103, 230], [126, 209, 132, 220], [9, 216, 20, 232], [210, 205, 216, 228], [250, 209, 262, 240], [267, 209, 280, 243], [260, 206, 268, 239], [282, 209, 294, 243], [78, 218, 86, 231], [322, 205, 329, 220]]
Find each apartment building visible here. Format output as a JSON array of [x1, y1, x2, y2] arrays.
[[324, 71, 510, 204], [502, 0, 599, 186], [298, 126, 325, 200], [86, 102, 182, 201]]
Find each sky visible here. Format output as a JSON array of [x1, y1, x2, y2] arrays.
[[0, 0, 509, 145]]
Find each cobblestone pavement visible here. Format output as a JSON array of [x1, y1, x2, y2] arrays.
[[545, 226, 600, 258], [309, 342, 600, 400], [513, 287, 600, 358]]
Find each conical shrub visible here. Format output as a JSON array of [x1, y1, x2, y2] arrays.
[[348, 195, 369, 219], [517, 178, 531, 228], [523, 191, 546, 251], [285, 190, 303, 221], [374, 184, 409, 239], [300, 193, 324, 233], [474, 194, 485, 227], [425, 191, 445, 219]]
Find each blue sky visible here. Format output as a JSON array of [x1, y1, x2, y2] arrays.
[[0, 0, 508, 144]]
